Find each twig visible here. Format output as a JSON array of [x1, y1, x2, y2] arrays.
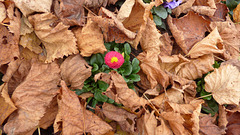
[[37, 126, 41, 135], [143, 93, 160, 116], [196, 94, 213, 100], [83, 5, 97, 16], [213, 55, 225, 62]]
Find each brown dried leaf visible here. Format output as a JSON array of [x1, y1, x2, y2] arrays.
[[222, 59, 240, 71], [137, 52, 170, 88], [84, 0, 118, 8], [54, 0, 85, 26], [20, 15, 33, 35], [0, 24, 19, 66], [204, 64, 240, 105], [57, 81, 112, 135], [210, 3, 228, 22], [159, 54, 190, 74], [160, 33, 173, 56], [199, 114, 225, 135], [60, 54, 92, 90], [102, 103, 137, 133], [0, 2, 6, 22], [140, 18, 162, 53], [91, 7, 136, 43], [167, 11, 210, 54], [177, 54, 215, 80], [226, 112, 240, 135], [150, 88, 184, 109], [103, 71, 147, 112], [0, 83, 17, 125], [19, 32, 42, 54], [191, 0, 217, 17], [137, 111, 157, 135], [233, 3, 240, 23], [187, 27, 224, 58], [117, 0, 135, 22], [19, 47, 46, 62], [4, 60, 61, 135], [218, 105, 228, 130], [73, 13, 107, 57], [12, 0, 52, 16], [28, 13, 78, 63], [172, 0, 195, 17]]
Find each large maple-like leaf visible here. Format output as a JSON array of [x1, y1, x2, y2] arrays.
[[4, 60, 61, 135], [167, 11, 210, 54], [54, 0, 85, 26], [13, 0, 52, 16], [176, 54, 214, 80], [187, 27, 224, 58], [55, 81, 112, 135], [73, 13, 107, 57], [204, 64, 240, 105], [28, 13, 78, 63], [0, 83, 17, 125], [60, 54, 92, 90]]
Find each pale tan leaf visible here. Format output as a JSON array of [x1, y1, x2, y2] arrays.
[[187, 27, 224, 58], [57, 80, 112, 135], [0, 83, 17, 125], [102, 103, 137, 133], [233, 3, 240, 23], [222, 59, 240, 71], [140, 18, 162, 53], [60, 54, 92, 90], [177, 54, 215, 80], [137, 111, 157, 135], [19, 47, 46, 62], [29, 13, 78, 63], [0, 2, 6, 23], [54, 0, 85, 26], [172, 0, 195, 17], [102, 71, 147, 112], [191, 6, 216, 17], [20, 15, 33, 35], [4, 60, 61, 135], [204, 64, 240, 105], [73, 13, 107, 57], [117, 0, 135, 22], [0, 24, 19, 66], [167, 11, 210, 54], [13, 0, 52, 16], [19, 32, 42, 54]]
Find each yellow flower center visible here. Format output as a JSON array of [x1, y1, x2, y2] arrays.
[[111, 57, 118, 63]]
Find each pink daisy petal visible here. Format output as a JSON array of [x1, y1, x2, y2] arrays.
[[104, 51, 124, 69]]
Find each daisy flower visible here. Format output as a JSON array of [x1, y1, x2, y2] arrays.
[[104, 51, 124, 69]]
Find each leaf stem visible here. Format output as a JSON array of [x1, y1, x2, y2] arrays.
[[196, 94, 213, 99]]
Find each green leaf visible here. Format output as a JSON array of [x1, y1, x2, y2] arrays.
[[128, 74, 140, 82], [124, 43, 131, 55], [94, 91, 108, 102], [101, 64, 109, 71], [121, 61, 132, 76], [154, 6, 168, 19], [226, 0, 239, 11], [92, 64, 99, 72], [127, 83, 135, 90], [96, 53, 104, 66], [90, 54, 97, 65], [104, 43, 111, 51], [124, 54, 130, 61], [159, 21, 167, 30], [123, 76, 130, 83], [153, 15, 162, 26], [98, 81, 109, 91], [106, 98, 115, 104], [200, 90, 212, 100], [114, 47, 120, 52], [91, 99, 98, 108], [132, 58, 140, 73], [167, 8, 172, 14], [74, 88, 89, 95]]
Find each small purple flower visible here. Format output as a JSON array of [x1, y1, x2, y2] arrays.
[[163, 0, 182, 9]]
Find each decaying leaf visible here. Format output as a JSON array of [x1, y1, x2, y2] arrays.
[[12, 0, 52, 16], [60, 54, 92, 90], [0, 24, 19, 66], [204, 64, 240, 105], [73, 13, 107, 57], [0, 2, 6, 23], [102, 71, 147, 112], [20, 15, 33, 35], [187, 27, 224, 58], [160, 33, 173, 56], [233, 3, 240, 23], [56, 80, 112, 135], [4, 60, 61, 135], [84, 0, 118, 8], [137, 52, 169, 88], [176, 54, 215, 80], [0, 83, 17, 125], [210, 3, 228, 22], [167, 11, 210, 54], [54, 0, 85, 26], [102, 103, 137, 133], [226, 111, 240, 135], [19, 32, 42, 54], [28, 13, 78, 63], [199, 114, 225, 135]]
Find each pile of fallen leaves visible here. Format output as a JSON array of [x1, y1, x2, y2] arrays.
[[0, 0, 240, 135]]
